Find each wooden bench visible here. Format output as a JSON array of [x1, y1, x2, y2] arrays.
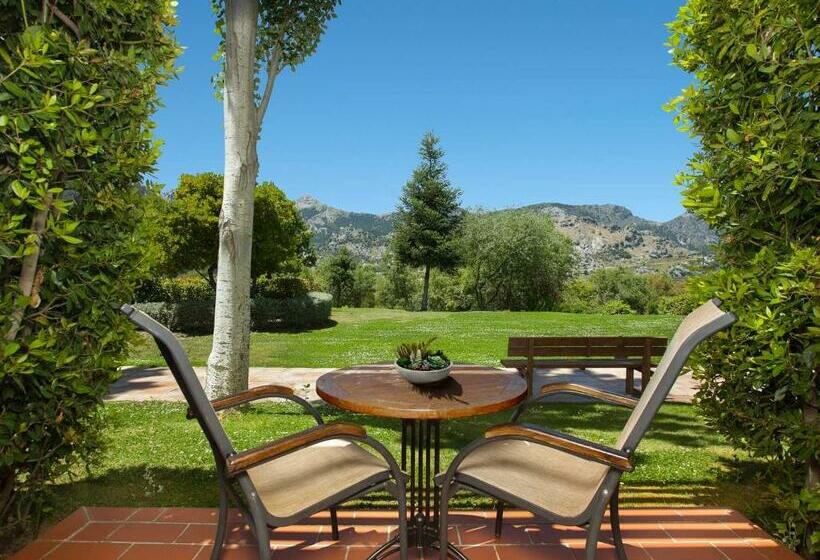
[[501, 336, 668, 397]]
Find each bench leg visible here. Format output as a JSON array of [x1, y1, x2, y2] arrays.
[[641, 368, 651, 393], [626, 368, 635, 396]]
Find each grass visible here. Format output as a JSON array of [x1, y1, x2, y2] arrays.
[[48, 400, 763, 523], [127, 307, 684, 367]]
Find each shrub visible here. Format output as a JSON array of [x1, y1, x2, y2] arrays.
[[0, 0, 178, 540], [253, 275, 310, 299], [136, 292, 332, 334], [656, 293, 697, 315], [252, 292, 333, 330], [668, 0, 819, 552], [160, 276, 214, 303], [600, 299, 635, 315], [587, 267, 652, 314]]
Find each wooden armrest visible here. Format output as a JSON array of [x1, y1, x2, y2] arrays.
[[485, 423, 633, 471], [188, 384, 295, 419], [226, 422, 367, 475], [540, 383, 637, 408]]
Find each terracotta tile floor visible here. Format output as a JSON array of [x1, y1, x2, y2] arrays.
[[11, 507, 799, 560]]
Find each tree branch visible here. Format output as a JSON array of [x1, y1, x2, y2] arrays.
[[256, 47, 281, 128], [5, 200, 50, 341], [41, 1, 81, 39]]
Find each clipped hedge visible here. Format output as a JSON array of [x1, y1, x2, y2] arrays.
[[135, 292, 332, 334]]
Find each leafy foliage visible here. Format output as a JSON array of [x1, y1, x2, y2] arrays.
[[392, 132, 464, 310], [0, 0, 178, 539], [460, 211, 574, 311], [151, 173, 313, 285], [667, 0, 819, 552]]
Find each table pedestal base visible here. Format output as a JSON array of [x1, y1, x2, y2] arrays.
[[366, 419, 467, 560]]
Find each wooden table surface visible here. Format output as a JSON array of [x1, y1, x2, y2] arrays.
[[316, 363, 528, 420]]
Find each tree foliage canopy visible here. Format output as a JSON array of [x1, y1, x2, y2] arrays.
[[392, 132, 464, 271], [459, 211, 574, 311], [667, 0, 819, 552], [153, 173, 313, 285], [0, 0, 179, 538]]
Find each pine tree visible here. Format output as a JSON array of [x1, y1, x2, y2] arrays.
[[392, 132, 464, 311]]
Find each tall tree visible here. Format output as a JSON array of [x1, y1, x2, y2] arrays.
[[208, 0, 339, 399], [392, 132, 464, 311], [460, 211, 575, 311]]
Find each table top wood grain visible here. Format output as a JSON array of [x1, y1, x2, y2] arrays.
[[316, 363, 528, 420]]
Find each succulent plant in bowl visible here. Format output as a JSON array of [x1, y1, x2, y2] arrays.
[[394, 338, 452, 384]]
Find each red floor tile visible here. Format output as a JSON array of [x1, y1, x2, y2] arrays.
[[108, 521, 188, 543], [85, 507, 137, 522], [459, 523, 531, 546], [43, 542, 130, 560], [9, 507, 799, 560], [157, 507, 220, 524], [640, 542, 726, 560], [38, 509, 88, 541], [127, 508, 165, 522], [119, 543, 202, 560], [495, 544, 574, 559], [69, 522, 122, 542]]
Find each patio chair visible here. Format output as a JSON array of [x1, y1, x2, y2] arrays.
[[120, 304, 408, 560], [437, 299, 735, 560]]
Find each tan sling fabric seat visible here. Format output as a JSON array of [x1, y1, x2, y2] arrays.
[[248, 439, 389, 518], [456, 439, 609, 519]]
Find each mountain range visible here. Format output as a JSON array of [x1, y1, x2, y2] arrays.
[[296, 195, 716, 276]]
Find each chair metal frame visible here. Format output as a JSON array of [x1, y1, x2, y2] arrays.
[[437, 299, 736, 560], [120, 304, 408, 560]]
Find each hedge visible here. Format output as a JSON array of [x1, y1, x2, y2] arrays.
[[135, 292, 333, 334]]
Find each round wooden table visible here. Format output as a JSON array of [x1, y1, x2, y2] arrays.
[[316, 364, 528, 560]]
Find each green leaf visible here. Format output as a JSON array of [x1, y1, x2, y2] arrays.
[[10, 180, 29, 199], [726, 129, 742, 143], [4, 342, 20, 357]]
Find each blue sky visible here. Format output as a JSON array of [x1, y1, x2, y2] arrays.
[[153, 1, 694, 221]]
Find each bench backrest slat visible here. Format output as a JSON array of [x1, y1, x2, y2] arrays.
[[507, 336, 667, 358]]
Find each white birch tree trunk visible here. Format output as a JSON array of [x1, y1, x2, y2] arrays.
[[206, 0, 259, 399]]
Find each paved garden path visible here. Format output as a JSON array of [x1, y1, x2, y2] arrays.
[[12, 506, 799, 560], [108, 366, 697, 403]]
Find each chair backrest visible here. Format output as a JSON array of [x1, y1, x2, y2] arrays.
[[119, 304, 235, 465], [507, 336, 667, 359], [615, 299, 735, 453]]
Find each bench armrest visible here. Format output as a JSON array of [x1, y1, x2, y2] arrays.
[[485, 423, 633, 471], [188, 384, 323, 425], [540, 383, 637, 408], [226, 422, 367, 475]]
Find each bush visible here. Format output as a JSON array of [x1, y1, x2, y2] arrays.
[[600, 299, 635, 315], [656, 293, 697, 315], [0, 1, 178, 540], [136, 292, 332, 334], [252, 292, 333, 330], [253, 275, 310, 299], [668, 0, 819, 552], [160, 276, 214, 303]]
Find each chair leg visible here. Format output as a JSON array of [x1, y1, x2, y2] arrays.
[[494, 500, 504, 538], [585, 510, 603, 560], [396, 480, 408, 560], [439, 483, 451, 560], [210, 482, 229, 560], [610, 488, 628, 560], [625, 368, 634, 396], [330, 507, 340, 540], [250, 510, 271, 560]]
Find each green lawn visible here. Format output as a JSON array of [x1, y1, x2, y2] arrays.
[[49, 401, 763, 525], [127, 307, 684, 367]]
